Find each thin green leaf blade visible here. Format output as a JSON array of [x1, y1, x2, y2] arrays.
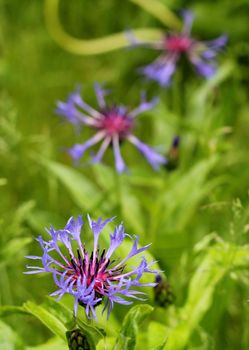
[[114, 304, 153, 350], [23, 301, 67, 341]]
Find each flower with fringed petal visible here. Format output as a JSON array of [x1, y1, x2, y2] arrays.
[[56, 84, 167, 173], [25, 215, 158, 319], [129, 10, 227, 86]]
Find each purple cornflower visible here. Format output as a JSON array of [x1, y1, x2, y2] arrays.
[[25, 215, 158, 318], [133, 10, 227, 86], [56, 84, 167, 173]]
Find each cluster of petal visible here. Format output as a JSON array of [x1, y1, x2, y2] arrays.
[[25, 216, 158, 318], [132, 10, 227, 86], [56, 84, 167, 172]]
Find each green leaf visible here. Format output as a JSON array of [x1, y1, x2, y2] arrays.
[[91, 163, 115, 192], [42, 299, 106, 348], [96, 337, 116, 350], [27, 337, 67, 350], [0, 178, 7, 186], [39, 159, 101, 210], [152, 341, 167, 350], [23, 301, 67, 341], [119, 177, 145, 234], [149, 157, 219, 264], [76, 318, 106, 347], [191, 61, 235, 115], [0, 237, 32, 265], [165, 241, 249, 350], [11, 200, 36, 227], [0, 320, 25, 350], [161, 156, 218, 228], [0, 305, 29, 318], [0, 301, 104, 348], [42, 298, 73, 327], [114, 304, 153, 350], [147, 321, 168, 350]]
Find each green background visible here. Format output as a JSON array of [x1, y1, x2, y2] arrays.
[[0, 0, 249, 349]]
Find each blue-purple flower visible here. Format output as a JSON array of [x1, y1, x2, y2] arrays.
[[56, 84, 167, 173], [25, 215, 158, 318], [133, 10, 227, 86]]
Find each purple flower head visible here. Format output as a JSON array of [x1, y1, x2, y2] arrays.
[[25, 215, 158, 319], [133, 10, 227, 86], [56, 84, 167, 173]]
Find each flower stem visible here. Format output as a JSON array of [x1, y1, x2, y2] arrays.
[[173, 62, 188, 118], [44, 0, 162, 55], [130, 0, 182, 30]]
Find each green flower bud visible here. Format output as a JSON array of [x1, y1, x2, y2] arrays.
[[66, 329, 92, 350], [154, 275, 175, 307]]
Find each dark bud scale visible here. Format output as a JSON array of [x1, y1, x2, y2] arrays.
[[165, 136, 180, 172], [154, 274, 175, 308], [66, 329, 92, 350]]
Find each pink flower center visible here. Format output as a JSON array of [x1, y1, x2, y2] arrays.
[[97, 109, 133, 137], [165, 35, 192, 53], [67, 249, 125, 302]]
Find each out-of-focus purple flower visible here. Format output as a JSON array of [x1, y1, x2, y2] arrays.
[[56, 84, 167, 173], [132, 10, 227, 86], [25, 215, 158, 319]]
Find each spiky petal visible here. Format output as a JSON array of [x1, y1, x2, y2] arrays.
[[25, 215, 158, 319], [131, 10, 227, 86], [56, 85, 167, 172]]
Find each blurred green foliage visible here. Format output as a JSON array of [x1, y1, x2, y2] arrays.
[[0, 0, 249, 349]]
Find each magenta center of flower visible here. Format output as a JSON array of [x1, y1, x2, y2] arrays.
[[68, 249, 123, 304], [98, 110, 133, 137], [165, 35, 192, 53]]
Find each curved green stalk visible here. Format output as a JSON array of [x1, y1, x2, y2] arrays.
[[44, 0, 163, 55], [130, 0, 181, 29]]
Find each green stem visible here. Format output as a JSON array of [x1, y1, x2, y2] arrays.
[[115, 171, 122, 215], [172, 63, 187, 121], [44, 0, 163, 55], [130, 0, 181, 29], [172, 69, 182, 117]]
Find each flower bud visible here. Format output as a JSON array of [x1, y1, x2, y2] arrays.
[[165, 136, 180, 171], [154, 275, 175, 307], [66, 329, 91, 350]]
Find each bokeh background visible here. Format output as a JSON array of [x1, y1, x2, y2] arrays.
[[0, 0, 249, 349]]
